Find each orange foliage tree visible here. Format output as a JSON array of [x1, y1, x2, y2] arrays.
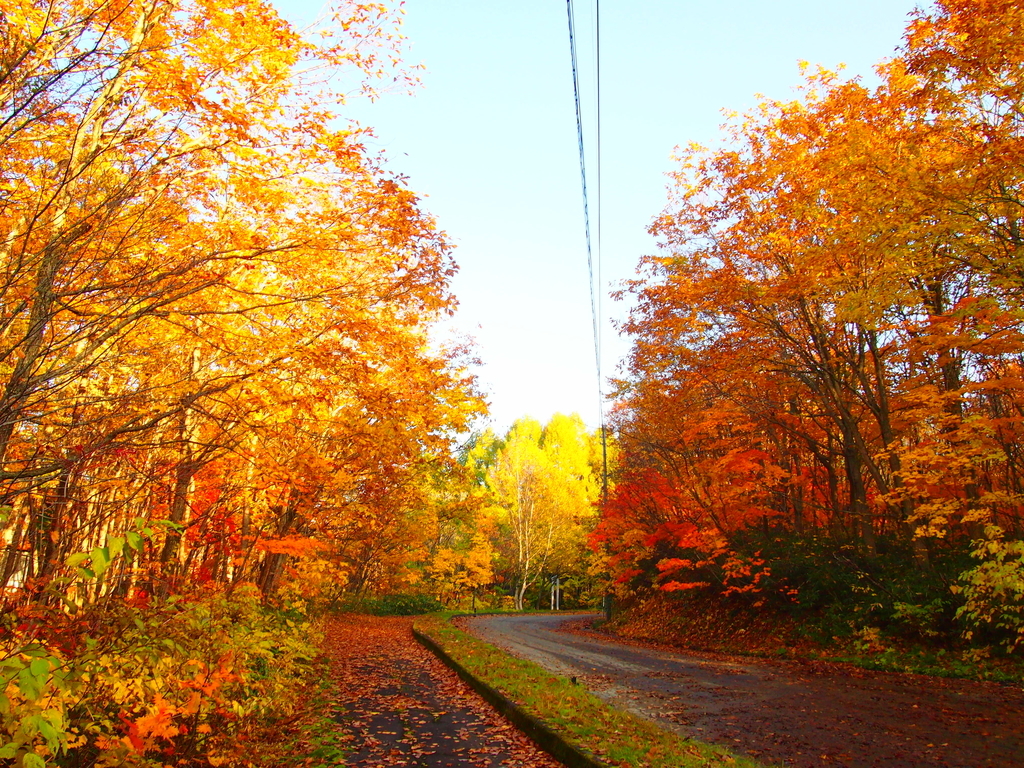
[[0, 0, 482, 605], [0, 2, 487, 763], [597, 0, 1024, 649]]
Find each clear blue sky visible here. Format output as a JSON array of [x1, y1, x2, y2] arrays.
[[273, 0, 927, 434]]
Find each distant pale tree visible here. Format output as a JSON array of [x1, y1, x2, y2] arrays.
[[487, 415, 599, 609]]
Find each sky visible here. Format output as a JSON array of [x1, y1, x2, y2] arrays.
[[273, 0, 928, 434]]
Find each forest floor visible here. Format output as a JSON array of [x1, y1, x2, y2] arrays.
[[465, 613, 1024, 768], [319, 614, 563, 767]]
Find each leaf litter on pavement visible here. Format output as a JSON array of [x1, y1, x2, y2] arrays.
[[320, 615, 564, 767]]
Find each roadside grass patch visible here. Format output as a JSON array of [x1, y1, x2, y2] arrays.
[[413, 613, 768, 768]]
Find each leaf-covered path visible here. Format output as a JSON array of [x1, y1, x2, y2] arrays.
[[321, 615, 564, 767]]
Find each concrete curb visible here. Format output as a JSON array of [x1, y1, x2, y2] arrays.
[[412, 625, 608, 768]]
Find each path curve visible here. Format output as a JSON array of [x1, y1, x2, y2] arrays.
[[463, 612, 1024, 768]]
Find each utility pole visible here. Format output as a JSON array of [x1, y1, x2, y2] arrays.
[[550, 574, 561, 610]]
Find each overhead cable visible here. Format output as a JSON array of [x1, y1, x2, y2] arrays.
[[566, 0, 609, 500]]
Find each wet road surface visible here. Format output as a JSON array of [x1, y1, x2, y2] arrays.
[[464, 613, 1024, 768]]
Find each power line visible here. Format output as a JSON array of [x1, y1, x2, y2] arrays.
[[566, 0, 608, 501], [596, 0, 608, 504], [566, 0, 597, 370]]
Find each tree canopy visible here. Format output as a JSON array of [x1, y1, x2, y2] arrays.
[[596, 0, 1024, 652]]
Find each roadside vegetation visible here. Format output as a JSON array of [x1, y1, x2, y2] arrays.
[[1, 581, 328, 767], [603, 591, 1024, 685]]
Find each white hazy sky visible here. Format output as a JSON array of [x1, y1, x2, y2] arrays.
[[273, 0, 927, 434]]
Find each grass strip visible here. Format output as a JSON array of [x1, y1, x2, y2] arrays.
[[413, 613, 769, 768]]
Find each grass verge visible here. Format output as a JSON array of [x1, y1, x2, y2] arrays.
[[413, 613, 768, 768]]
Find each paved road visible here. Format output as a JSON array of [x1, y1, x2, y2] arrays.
[[464, 613, 1024, 768]]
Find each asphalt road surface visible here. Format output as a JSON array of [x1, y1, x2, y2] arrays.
[[463, 612, 1024, 768]]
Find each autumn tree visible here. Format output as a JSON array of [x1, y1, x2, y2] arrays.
[[480, 415, 599, 610], [0, 2, 492, 764], [600, 0, 1024, 650], [0, 0, 483, 605]]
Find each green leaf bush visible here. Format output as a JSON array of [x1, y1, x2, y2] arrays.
[[1, 585, 322, 767]]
